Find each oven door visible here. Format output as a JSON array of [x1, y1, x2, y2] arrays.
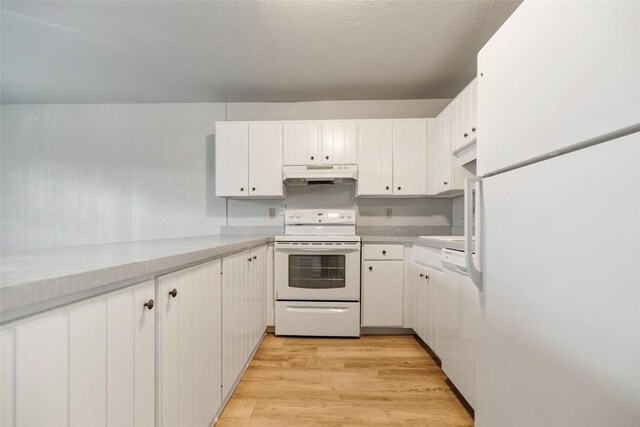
[[274, 242, 361, 301]]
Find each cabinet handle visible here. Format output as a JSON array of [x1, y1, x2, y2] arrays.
[[310, 156, 315, 160], [369, 266, 373, 271], [169, 289, 177, 298], [247, 258, 252, 262], [419, 273, 424, 278], [386, 186, 389, 190], [382, 250, 387, 255], [144, 299, 155, 310], [426, 275, 430, 280], [464, 133, 468, 138], [252, 187, 256, 191], [472, 127, 476, 132], [325, 155, 329, 160], [240, 187, 244, 192], [397, 186, 402, 190], [253, 255, 257, 260], [443, 181, 448, 185]]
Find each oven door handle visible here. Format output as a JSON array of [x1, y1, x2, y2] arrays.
[[274, 244, 360, 252], [285, 306, 350, 313]]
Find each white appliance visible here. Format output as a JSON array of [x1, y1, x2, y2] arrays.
[[282, 164, 357, 186], [469, 2, 640, 426], [275, 209, 361, 337], [440, 249, 478, 409]]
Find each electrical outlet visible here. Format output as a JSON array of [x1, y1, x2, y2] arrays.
[[385, 208, 392, 219], [268, 208, 276, 218]]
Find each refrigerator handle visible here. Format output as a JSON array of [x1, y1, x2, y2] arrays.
[[464, 177, 483, 291]]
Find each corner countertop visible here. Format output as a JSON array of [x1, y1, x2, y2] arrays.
[[1, 235, 274, 323]]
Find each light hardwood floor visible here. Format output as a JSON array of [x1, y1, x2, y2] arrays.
[[217, 334, 474, 426]]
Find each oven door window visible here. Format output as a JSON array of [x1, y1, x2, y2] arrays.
[[288, 254, 346, 289]]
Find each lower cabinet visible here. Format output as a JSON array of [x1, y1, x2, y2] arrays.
[[1, 244, 269, 427], [222, 246, 267, 400], [412, 263, 441, 355], [157, 260, 222, 427], [361, 260, 404, 327], [1, 280, 156, 427]]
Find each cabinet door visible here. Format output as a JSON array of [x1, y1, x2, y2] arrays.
[[249, 122, 283, 197], [69, 299, 107, 427], [15, 311, 69, 426], [222, 250, 248, 399], [320, 121, 357, 164], [283, 122, 320, 165], [428, 107, 447, 194], [10, 281, 155, 427], [362, 261, 404, 327], [158, 261, 221, 427], [215, 122, 249, 197], [357, 120, 393, 196], [203, 261, 222, 426], [468, 78, 478, 143], [424, 267, 442, 356], [392, 120, 428, 196], [106, 281, 155, 427]]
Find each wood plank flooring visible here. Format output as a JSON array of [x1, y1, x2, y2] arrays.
[[217, 335, 474, 426]]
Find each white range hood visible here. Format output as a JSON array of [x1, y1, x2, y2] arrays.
[[282, 165, 357, 186]]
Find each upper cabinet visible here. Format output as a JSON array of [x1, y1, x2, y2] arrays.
[[451, 78, 478, 154], [283, 121, 357, 165], [356, 119, 433, 197], [428, 103, 475, 195], [248, 122, 284, 197], [283, 122, 320, 165], [392, 120, 428, 196], [357, 121, 393, 196], [357, 119, 429, 197], [215, 121, 284, 198], [320, 121, 357, 164]]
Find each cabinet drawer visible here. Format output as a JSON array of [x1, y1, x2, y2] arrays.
[[362, 244, 404, 260]]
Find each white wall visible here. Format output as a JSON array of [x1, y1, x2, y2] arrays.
[[1, 99, 453, 250], [1, 103, 226, 250]]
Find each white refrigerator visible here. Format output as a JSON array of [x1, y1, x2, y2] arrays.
[[468, 2, 640, 426]]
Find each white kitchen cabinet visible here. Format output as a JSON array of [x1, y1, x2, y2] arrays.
[[320, 121, 357, 164], [361, 260, 404, 327], [222, 246, 267, 400], [428, 104, 450, 194], [392, 120, 428, 196], [4, 280, 156, 427], [215, 121, 283, 198], [357, 120, 394, 196], [215, 121, 249, 197], [248, 122, 284, 197], [451, 78, 478, 153], [158, 260, 222, 427], [414, 265, 439, 354], [107, 282, 156, 427], [283, 122, 320, 165], [15, 311, 68, 426], [284, 121, 357, 166], [428, 103, 475, 195], [69, 299, 107, 426]]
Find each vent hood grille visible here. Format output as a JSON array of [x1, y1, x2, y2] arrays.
[[282, 165, 357, 186]]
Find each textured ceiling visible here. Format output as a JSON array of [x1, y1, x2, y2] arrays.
[[1, 1, 521, 104]]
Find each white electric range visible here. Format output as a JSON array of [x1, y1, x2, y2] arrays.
[[274, 209, 361, 337]]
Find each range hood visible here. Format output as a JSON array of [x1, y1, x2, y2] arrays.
[[283, 165, 358, 186]]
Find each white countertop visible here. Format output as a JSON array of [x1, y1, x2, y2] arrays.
[[1, 235, 273, 323]]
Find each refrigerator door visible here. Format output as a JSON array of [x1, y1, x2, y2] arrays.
[[476, 133, 640, 427], [477, 1, 640, 176]]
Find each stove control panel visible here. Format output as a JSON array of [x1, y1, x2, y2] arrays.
[[285, 209, 355, 225]]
